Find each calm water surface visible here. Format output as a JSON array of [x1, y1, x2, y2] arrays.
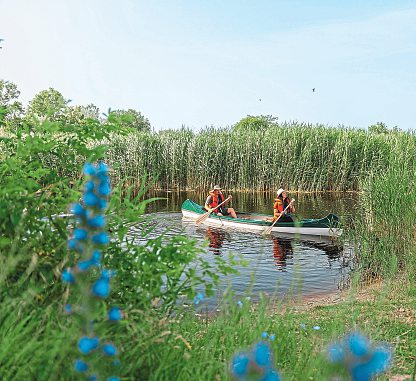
[[131, 191, 357, 308]]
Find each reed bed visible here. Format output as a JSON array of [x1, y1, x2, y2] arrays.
[[106, 123, 416, 192]]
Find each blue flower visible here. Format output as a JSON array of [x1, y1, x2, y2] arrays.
[[84, 191, 99, 207], [231, 353, 250, 376], [87, 215, 106, 228], [74, 228, 88, 240], [237, 300, 243, 308], [97, 161, 109, 175], [71, 203, 86, 216], [85, 180, 95, 191], [64, 304, 73, 315], [113, 359, 121, 366], [68, 238, 82, 252], [92, 278, 110, 298], [107, 377, 120, 381], [91, 250, 102, 265], [261, 369, 281, 381], [194, 292, 204, 305], [262, 332, 268, 339], [328, 343, 344, 363], [102, 343, 117, 356], [97, 198, 108, 210], [83, 163, 97, 176], [269, 334, 276, 341], [92, 232, 109, 245], [102, 269, 116, 279], [347, 332, 370, 357], [253, 341, 272, 368], [78, 336, 99, 354], [108, 307, 123, 321], [87, 375, 98, 381], [74, 359, 89, 372], [327, 332, 392, 381], [61, 268, 75, 283], [313, 325, 321, 331], [97, 180, 111, 196], [77, 259, 93, 271]]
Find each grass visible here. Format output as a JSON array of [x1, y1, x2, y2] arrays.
[[106, 124, 416, 192], [1, 279, 414, 380]]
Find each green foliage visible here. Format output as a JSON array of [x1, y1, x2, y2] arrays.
[[0, 116, 113, 299], [368, 121, 389, 134], [233, 114, 278, 132], [106, 123, 416, 192], [66, 103, 100, 126], [350, 162, 416, 279], [26, 87, 69, 122], [108, 108, 151, 132], [0, 79, 24, 130]]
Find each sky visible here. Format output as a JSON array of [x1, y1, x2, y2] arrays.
[[1, 0, 416, 130]]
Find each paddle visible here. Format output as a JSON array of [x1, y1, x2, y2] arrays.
[[262, 198, 295, 235], [195, 196, 232, 224]]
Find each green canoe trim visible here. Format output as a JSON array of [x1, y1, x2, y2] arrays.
[[181, 199, 340, 229]]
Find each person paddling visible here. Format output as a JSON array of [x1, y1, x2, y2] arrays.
[[273, 188, 295, 222], [204, 185, 237, 218]]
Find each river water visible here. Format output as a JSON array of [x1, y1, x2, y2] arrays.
[[131, 191, 357, 308]]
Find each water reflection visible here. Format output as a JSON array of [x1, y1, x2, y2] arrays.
[[206, 227, 227, 255], [199, 222, 342, 274], [272, 236, 293, 271]]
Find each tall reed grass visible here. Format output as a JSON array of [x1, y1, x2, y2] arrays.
[[350, 161, 416, 280], [106, 123, 416, 192]]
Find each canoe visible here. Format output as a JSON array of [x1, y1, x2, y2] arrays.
[[181, 199, 342, 237]]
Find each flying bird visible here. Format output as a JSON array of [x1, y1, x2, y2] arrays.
[[259, 98, 262, 102], [312, 88, 315, 92], [0, 38, 4, 49]]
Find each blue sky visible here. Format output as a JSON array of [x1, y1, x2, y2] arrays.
[[1, 0, 415, 130]]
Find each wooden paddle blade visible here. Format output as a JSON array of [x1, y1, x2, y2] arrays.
[[195, 211, 210, 224]]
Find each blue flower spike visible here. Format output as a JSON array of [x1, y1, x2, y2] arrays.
[[327, 331, 392, 381], [262, 331, 268, 339], [64, 162, 119, 378]]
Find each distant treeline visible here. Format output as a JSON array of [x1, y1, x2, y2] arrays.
[[106, 122, 416, 192]]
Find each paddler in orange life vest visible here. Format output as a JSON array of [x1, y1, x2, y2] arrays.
[[204, 185, 237, 218], [273, 188, 295, 222]]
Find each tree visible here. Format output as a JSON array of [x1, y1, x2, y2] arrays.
[[26, 88, 69, 122], [0, 79, 24, 130], [233, 115, 278, 132], [66, 104, 100, 126], [368, 122, 389, 134], [107, 108, 151, 132]]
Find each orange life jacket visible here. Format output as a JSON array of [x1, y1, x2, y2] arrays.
[[273, 196, 292, 218], [208, 191, 226, 210]]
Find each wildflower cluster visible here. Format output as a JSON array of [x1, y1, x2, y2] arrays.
[[62, 162, 122, 381], [230, 336, 282, 381], [327, 331, 392, 381]]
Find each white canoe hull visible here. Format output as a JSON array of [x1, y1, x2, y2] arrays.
[[182, 210, 342, 238]]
